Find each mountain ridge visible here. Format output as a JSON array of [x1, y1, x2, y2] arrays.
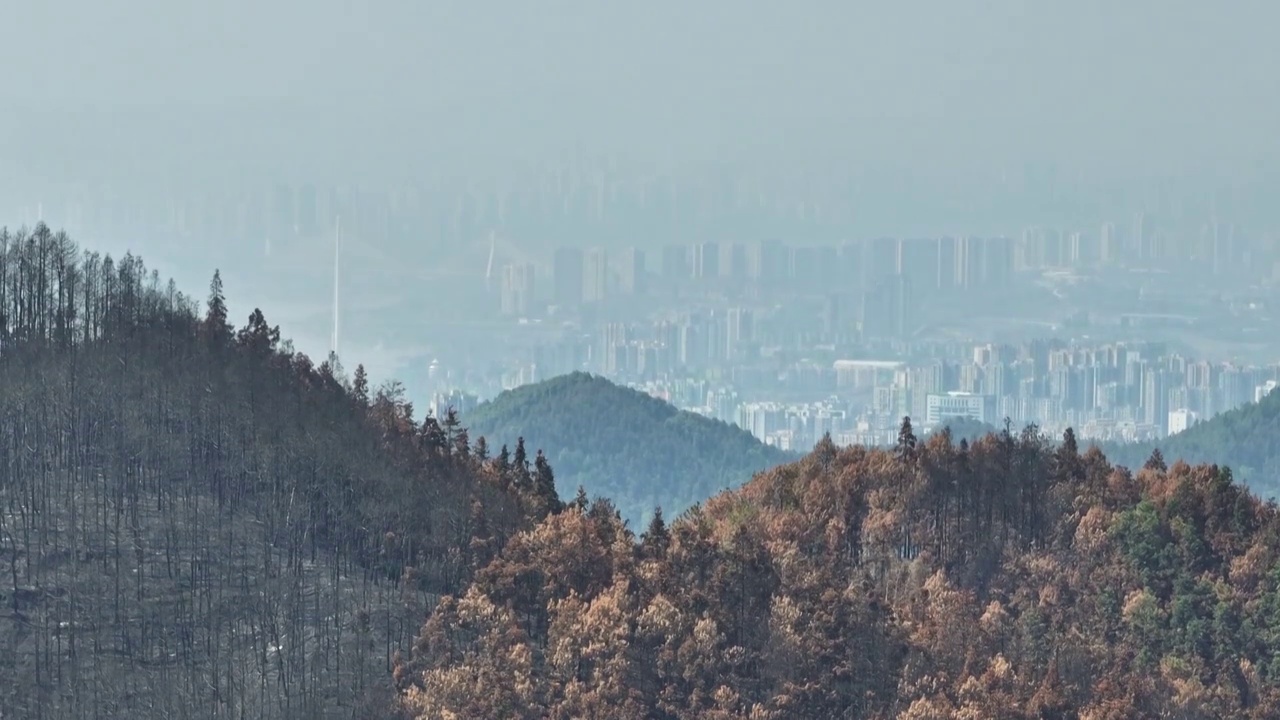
[[1103, 387, 1280, 498], [463, 372, 796, 527], [395, 422, 1280, 718], [0, 223, 550, 718]]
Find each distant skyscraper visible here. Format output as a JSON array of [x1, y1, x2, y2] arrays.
[[552, 247, 584, 307], [660, 244, 688, 282], [1100, 222, 1118, 265], [722, 243, 749, 280], [725, 307, 754, 360], [985, 237, 1014, 287], [898, 238, 934, 289], [864, 237, 899, 286], [860, 274, 911, 339], [936, 237, 957, 291], [691, 242, 719, 280], [750, 240, 789, 286], [1132, 212, 1149, 261], [618, 246, 646, 294], [500, 262, 536, 317], [583, 247, 609, 303]]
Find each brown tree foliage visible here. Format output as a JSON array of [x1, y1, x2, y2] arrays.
[[399, 425, 1280, 719]]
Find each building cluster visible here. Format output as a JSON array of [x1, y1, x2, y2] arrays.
[[832, 343, 1280, 443], [492, 338, 1280, 450], [502, 237, 1017, 322]]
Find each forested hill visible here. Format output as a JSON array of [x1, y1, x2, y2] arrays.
[[395, 422, 1280, 718], [1102, 388, 1280, 499], [463, 372, 795, 527], [0, 224, 558, 718]]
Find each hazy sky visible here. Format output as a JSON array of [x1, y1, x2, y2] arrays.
[[4, 0, 1278, 185]]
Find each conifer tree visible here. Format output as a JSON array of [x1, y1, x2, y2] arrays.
[[641, 507, 670, 558], [513, 437, 531, 489], [815, 432, 838, 470], [352, 363, 370, 406], [896, 416, 917, 463], [496, 444, 511, 477], [532, 449, 562, 516], [203, 269, 231, 347], [1144, 447, 1167, 472]]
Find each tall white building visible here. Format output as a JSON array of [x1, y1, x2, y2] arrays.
[[925, 392, 996, 427], [1167, 408, 1197, 436]]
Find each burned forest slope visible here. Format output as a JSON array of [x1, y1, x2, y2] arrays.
[[0, 224, 549, 719]]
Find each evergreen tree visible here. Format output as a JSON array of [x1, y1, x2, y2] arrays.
[[235, 308, 280, 356], [453, 425, 471, 459], [1054, 427, 1084, 484], [572, 485, 589, 511], [496, 444, 511, 477], [203, 269, 231, 347], [532, 449, 562, 516], [441, 407, 462, 446], [474, 435, 490, 461], [352, 364, 370, 406], [896, 416, 917, 463], [1144, 447, 1167, 472], [513, 437, 531, 489], [421, 415, 448, 457], [814, 432, 838, 470], [641, 507, 670, 558]]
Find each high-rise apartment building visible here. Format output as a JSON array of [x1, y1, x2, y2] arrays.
[[552, 247, 584, 307], [499, 262, 536, 317], [583, 247, 609, 303]]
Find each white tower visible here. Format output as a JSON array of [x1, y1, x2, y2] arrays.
[[331, 215, 341, 357]]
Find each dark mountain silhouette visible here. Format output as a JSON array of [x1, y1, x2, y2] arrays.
[[0, 223, 550, 718], [463, 372, 795, 527], [1103, 387, 1280, 498]]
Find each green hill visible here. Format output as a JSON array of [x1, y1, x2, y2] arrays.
[[463, 372, 795, 527], [1103, 388, 1280, 498]]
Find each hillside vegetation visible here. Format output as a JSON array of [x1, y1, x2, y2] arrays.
[[395, 423, 1280, 719], [0, 224, 557, 719], [464, 372, 794, 527], [1104, 388, 1280, 498]]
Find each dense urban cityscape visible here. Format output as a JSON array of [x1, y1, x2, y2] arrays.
[[8, 181, 1280, 453]]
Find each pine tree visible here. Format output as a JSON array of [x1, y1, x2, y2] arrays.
[[641, 507, 670, 558], [513, 437, 531, 489], [203, 269, 231, 347], [814, 432, 838, 470], [572, 485, 589, 511], [1144, 447, 1167, 472], [496, 444, 511, 477], [532, 449, 562, 515], [441, 407, 462, 447], [474, 436, 490, 461], [420, 415, 448, 457], [453, 426, 471, 459], [896, 416, 917, 463], [235, 307, 280, 356], [352, 364, 370, 406], [1054, 427, 1083, 485]]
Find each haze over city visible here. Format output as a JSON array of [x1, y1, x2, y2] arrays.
[[4, 0, 1280, 410]]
